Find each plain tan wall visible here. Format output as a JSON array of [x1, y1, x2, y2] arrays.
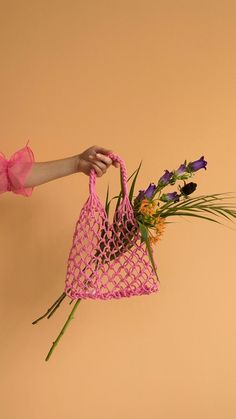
[[0, 1, 236, 419]]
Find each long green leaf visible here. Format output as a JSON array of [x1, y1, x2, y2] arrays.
[[193, 206, 235, 220], [115, 190, 123, 214], [127, 166, 143, 183], [210, 208, 233, 221], [157, 194, 219, 213], [115, 164, 142, 213], [161, 193, 234, 212], [164, 212, 221, 223], [105, 184, 110, 216], [138, 221, 160, 283], [159, 193, 236, 217], [129, 160, 142, 202], [163, 200, 236, 222], [165, 206, 222, 218]]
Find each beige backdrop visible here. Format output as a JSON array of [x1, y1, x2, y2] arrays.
[[0, 1, 236, 419]]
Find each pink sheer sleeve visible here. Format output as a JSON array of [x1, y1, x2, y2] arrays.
[[0, 142, 35, 197]]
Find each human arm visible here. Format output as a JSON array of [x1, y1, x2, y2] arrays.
[[24, 145, 119, 188], [0, 144, 119, 196]]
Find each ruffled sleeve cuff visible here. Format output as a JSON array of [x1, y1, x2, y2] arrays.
[[0, 142, 35, 197]]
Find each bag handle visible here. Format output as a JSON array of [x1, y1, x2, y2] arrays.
[[89, 152, 129, 198]]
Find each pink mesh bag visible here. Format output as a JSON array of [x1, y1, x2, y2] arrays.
[[64, 153, 159, 301], [0, 141, 35, 197]]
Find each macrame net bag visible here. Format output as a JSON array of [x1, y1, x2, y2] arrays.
[[64, 153, 159, 301]]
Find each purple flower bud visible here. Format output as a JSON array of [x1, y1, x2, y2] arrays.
[[176, 163, 187, 176], [144, 182, 157, 199], [158, 170, 173, 186], [160, 192, 180, 202], [187, 156, 207, 172], [135, 183, 157, 201]]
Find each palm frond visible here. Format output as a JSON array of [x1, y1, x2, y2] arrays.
[[164, 212, 221, 224], [158, 193, 236, 225]]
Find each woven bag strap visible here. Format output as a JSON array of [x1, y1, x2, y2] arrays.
[[89, 153, 129, 197]]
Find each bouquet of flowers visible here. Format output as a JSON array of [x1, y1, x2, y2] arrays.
[[32, 155, 236, 361]]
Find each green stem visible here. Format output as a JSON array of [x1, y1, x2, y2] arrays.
[[32, 291, 67, 325], [41, 230, 138, 360], [47, 292, 67, 319], [45, 298, 82, 361]]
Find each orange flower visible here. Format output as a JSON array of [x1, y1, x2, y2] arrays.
[[149, 216, 166, 246], [149, 236, 159, 245], [139, 199, 157, 216]]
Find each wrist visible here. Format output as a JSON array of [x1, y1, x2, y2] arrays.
[[75, 154, 82, 173], [71, 154, 81, 174]]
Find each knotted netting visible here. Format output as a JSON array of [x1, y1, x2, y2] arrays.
[[64, 153, 159, 300]]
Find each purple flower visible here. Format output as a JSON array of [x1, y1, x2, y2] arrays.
[[135, 182, 157, 201], [158, 170, 173, 186], [144, 183, 157, 198], [176, 163, 187, 176], [160, 192, 180, 202], [187, 156, 207, 172]]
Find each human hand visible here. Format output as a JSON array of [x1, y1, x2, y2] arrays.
[[77, 145, 119, 177]]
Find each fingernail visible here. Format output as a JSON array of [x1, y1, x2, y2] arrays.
[[96, 153, 101, 157]]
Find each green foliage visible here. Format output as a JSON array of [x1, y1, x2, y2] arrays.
[[113, 163, 143, 213], [105, 184, 110, 216], [138, 221, 160, 283], [159, 192, 236, 227], [129, 160, 142, 202]]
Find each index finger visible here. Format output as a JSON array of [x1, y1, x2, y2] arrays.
[[95, 153, 113, 165], [94, 146, 113, 155]]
